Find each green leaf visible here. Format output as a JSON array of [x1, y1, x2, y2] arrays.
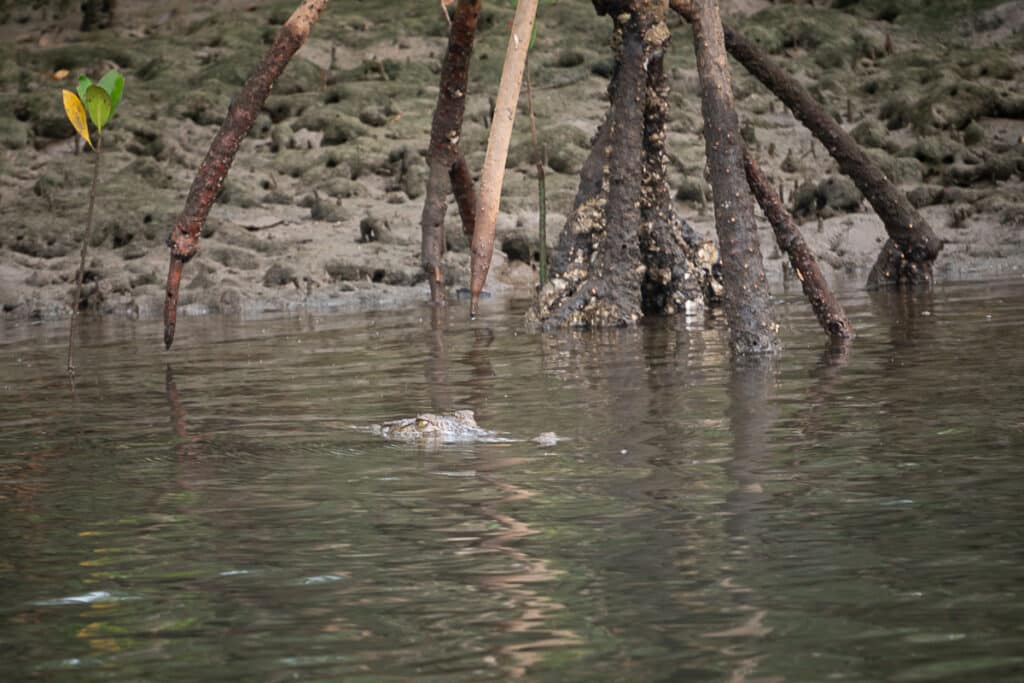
[[62, 89, 93, 149], [529, 23, 538, 51], [84, 84, 112, 131], [98, 70, 124, 119], [76, 75, 93, 104]]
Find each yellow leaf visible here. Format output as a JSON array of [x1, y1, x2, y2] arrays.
[[53, 68, 70, 80], [62, 89, 93, 149]]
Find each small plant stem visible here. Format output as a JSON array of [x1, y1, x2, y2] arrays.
[[538, 163, 547, 284], [524, 61, 547, 285], [67, 134, 102, 376]]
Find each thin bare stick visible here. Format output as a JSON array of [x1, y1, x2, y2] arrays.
[[162, 0, 328, 349], [469, 0, 539, 317], [524, 58, 547, 285]]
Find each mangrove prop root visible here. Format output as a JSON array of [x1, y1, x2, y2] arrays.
[[532, 1, 712, 330], [744, 152, 853, 340], [532, 3, 647, 330], [635, 17, 706, 317], [670, 0, 941, 287], [162, 0, 328, 349], [469, 0, 539, 317], [421, 0, 481, 305], [692, 0, 778, 354], [589, 4, 646, 321]]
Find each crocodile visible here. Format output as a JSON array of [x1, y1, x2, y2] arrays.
[[360, 410, 560, 446]]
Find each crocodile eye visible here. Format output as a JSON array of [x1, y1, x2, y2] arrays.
[[416, 419, 427, 428]]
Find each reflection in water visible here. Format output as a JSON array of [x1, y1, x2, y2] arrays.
[[463, 327, 497, 419], [425, 306, 496, 416], [474, 457, 583, 677], [2, 281, 1024, 681], [165, 365, 203, 462], [870, 286, 938, 350], [714, 357, 778, 683], [428, 310, 580, 677], [426, 306, 453, 412]]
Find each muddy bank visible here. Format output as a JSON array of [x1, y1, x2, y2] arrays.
[[1, 0, 1022, 323]]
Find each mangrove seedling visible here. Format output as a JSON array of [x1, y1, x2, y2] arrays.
[[62, 69, 124, 376]]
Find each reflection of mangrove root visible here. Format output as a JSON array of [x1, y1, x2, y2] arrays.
[[477, 463, 582, 678], [165, 365, 204, 460]]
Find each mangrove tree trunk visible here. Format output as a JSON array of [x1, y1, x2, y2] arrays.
[[691, 0, 778, 354], [529, 0, 716, 330]]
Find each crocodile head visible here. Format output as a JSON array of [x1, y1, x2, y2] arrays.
[[376, 410, 488, 441]]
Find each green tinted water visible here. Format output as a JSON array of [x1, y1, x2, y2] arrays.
[[2, 280, 1023, 682]]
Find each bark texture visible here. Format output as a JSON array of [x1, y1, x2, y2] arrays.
[[691, 0, 778, 354], [469, 0, 539, 316], [744, 152, 852, 339], [450, 154, 477, 237], [670, 0, 942, 287], [162, 0, 327, 349], [421, 0, 481, 305], [530, 0, 716, 330]]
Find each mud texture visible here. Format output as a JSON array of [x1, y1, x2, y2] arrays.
[[1, 0, 1022, 324]]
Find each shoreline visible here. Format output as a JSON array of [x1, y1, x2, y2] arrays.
[[2, 0, 1022, 326]]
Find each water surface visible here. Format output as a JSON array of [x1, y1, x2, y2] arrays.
[[2, 280, 1023, 682]]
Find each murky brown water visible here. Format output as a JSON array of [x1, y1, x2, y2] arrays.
[[2, 279, 1023, 682]]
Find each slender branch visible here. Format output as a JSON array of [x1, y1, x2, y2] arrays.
[[538, 163, 547, 285], [67, 133, 102, 376], [162, 0, 328, 349], [421, 0, 481, 305], [469, 0, 539, 317], [744, 151, 852, 339], [524, 59, 547, 285]]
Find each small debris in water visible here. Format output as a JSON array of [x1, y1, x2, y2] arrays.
[[455, 288, 491, 300], [532, 432, 562, 447], [300, 575, 345, 585]]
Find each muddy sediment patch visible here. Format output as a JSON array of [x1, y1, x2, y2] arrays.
[[1, 0, 1022, 323]]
